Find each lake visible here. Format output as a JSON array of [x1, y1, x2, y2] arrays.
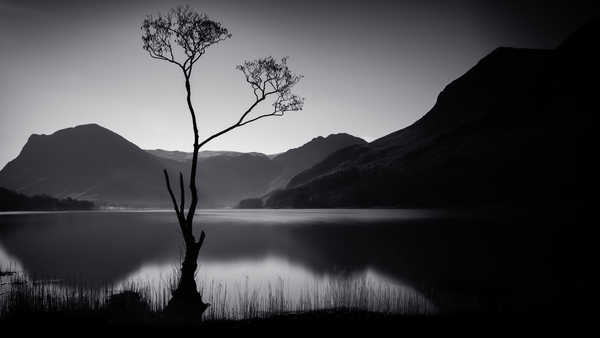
[[0, 208, 569, 316]]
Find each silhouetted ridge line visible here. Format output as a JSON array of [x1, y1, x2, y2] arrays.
[[0, 124, 365, 208], [263, 21, 594, 208]]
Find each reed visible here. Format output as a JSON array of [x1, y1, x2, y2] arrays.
[[0, 268, 435, 322]]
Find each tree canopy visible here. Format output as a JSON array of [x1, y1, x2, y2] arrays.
[[142, 6, 231, 78]]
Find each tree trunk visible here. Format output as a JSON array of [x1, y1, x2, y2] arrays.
[[163, 72, 209, 320], [177, 242, 200, 295], [166, 240, 209, 319]]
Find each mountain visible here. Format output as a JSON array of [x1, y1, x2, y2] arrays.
[[147, 133, 365, 207], [0, 124, 178, 207], [164, 133, 365, 207], [0, 124, 365, 208], [264, 20, 596, 208], [0, 187, 94, 211], [269, 134, 367, 190]]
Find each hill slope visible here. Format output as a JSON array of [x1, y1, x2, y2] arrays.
[[0, 124, 178, 207], [265, 20, 596, 208], [269, 133, 367, 190], [166, 133, 366, 207]]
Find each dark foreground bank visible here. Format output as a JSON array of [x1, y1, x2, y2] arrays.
[[1, 273, 593, 335], [0, 309, 592, 335]]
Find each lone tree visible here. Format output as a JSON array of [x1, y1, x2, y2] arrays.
[[141, 6, 303, 316]]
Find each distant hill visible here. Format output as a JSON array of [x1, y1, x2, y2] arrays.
[[0, 124, 365, 208], [269, 134, 367, 190], [0, 187, 94, 211], [173, 133, 366, 207], [146, 149, 266, 162], [264, 20, 596, 208], [0, 124, 179, 207]]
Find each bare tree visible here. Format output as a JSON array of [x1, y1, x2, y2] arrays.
[[141, 6, 303, 317]]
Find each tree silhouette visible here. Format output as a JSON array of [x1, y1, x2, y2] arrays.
[[141, 6, 303, 317]]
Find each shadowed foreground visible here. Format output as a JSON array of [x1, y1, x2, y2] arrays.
[[0, 266, 591, 334], [0, 306, 589, 335]]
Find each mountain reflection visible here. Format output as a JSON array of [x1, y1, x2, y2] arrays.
[[1, 209, 567, 313], [0, 210, 446, 286]]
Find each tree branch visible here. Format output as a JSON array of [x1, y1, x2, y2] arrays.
[[179, 172, 185, 218], [196, 102, 283, 149], [146, 46, 185, 72], [236, 96, 265, 125], [163, 169, 180, 216], [239, 112, 284, 126], [197, 122, 239, 150], [164, 169, 195, 245], [197, 230, 206, 248]]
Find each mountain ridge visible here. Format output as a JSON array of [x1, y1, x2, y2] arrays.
[[262, 20, 596, 208], [0, 124, 365, 208]]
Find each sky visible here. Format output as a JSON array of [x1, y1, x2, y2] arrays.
[[0, 0, 596, 168]]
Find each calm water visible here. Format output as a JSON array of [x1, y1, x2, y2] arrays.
[[0, 209, 462, 314]]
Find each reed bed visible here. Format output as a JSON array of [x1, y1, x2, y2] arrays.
[[199, 276, 435, 320], [1, 267, 436, 322]]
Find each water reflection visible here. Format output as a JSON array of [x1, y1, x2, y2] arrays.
[[1, 208, 566, 314], [0, 210, 450, 286], [115, 257, 435, 317], [0, 210, 443, 315]]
